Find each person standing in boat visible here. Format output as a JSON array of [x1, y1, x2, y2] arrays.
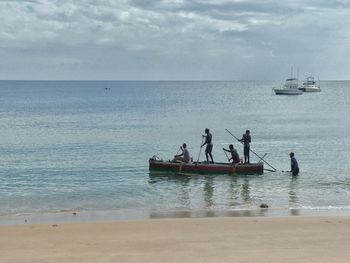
[[223, 144, 240, 164], [289, 152, 299, 176], [173, 143, 191, 163], [239, 130, 251, 164], [201, 128, 214, 163]]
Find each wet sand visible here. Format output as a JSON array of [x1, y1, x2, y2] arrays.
[[1, 216, 350, 263]]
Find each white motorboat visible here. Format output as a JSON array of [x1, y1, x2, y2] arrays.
[[299, 75, 321, 92], [273, 78, 303, 95]]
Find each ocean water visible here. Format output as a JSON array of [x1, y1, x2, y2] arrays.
[[1, 80, 350, 224]]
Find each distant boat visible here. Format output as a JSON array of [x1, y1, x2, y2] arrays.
[[299, 75, 321, 92], [273, 78, 303, 95]]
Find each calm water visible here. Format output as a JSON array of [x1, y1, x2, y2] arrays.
[[0, 80, 350, 223]]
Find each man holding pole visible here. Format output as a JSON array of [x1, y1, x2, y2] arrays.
[[239, 130, 251, 164], [201, 128, 214, 163], [223, 144, 240, 164], [173, 143, 191, 163], [225, 128, 277, 172]]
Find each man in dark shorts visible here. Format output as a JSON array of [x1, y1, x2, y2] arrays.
[[223, 144, 240, 164], [201, 128, 214, 163], [239, 130, 251, 164], [289, 152, 299, 176]]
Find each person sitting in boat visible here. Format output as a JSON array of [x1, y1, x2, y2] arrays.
[[289, 152, 299, 176], [201, 128, 214, 163], [223, 144, 240, 164], [173, 143, 191, 163], [239, 130, 251, 164]]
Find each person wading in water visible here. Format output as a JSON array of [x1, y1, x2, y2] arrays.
[[289, 152, 299, 176]]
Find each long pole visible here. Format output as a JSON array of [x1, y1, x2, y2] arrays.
[[223, 149, 230, 162], [225, 129, 277, 172], [175, 147, 181, 156], [196, 137, 204, 164]]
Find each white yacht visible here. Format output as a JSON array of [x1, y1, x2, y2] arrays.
[[299, 75, 321, 92], [273, 78, 303, 95]]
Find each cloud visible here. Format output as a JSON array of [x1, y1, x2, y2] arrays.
[[0, 0, 350, 79]]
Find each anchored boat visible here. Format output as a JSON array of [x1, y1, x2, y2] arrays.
[[299, 75, 321, 92], [149, 157, 264, 175], [273, 78, 303, 95]]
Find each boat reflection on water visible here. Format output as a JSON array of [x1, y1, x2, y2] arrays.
[[148, 172, 271, 219], [148, 171, 301, 218], [149, 209, 270, 219]]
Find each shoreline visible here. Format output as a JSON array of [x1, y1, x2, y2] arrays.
[[2, 207, 350, 226], [2, 215, 350, 262]]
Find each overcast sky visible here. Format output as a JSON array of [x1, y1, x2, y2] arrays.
[[1, 0, 349, 80]]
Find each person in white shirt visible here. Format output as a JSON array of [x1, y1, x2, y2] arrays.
[[173, 143, 191, 163]]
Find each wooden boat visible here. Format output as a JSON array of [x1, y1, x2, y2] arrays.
[[149, 157, 264, 175]]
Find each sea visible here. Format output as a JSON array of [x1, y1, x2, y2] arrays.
[[0, 80, 350, 224]]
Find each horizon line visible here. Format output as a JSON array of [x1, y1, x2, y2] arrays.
[[0, 79, 349, 82]]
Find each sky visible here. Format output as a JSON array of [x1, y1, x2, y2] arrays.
[[1, 0, 350, 80]]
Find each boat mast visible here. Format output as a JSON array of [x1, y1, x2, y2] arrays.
[[297, 67, 299, 81]]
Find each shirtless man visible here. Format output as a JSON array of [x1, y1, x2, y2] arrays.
[[239, 130, 251, 164], [223, 144, 240, 164], [201, 128, 214, 163]]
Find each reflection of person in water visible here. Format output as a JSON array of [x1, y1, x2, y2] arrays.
[[241, 178, 251, 203], [204, 177, 214, 208], [289, 176, 300, 216]]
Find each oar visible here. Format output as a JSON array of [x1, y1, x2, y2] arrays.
[[174, 147, 181, 156], [264, 168, 277, 172], [257, 153, 267, 163], [225, 128, 277, 172], [196, 137, 204, 164], [223, 149, 230, 162]]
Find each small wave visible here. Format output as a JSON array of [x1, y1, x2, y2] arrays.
[[301, 205, 350, 210]]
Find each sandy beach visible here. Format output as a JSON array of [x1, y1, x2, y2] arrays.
[[1, 216, 350, 263]]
